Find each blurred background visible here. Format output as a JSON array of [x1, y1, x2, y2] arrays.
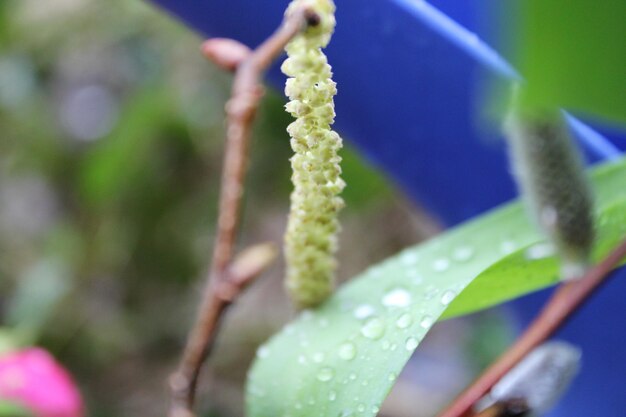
[[0, 0, 518, 416]]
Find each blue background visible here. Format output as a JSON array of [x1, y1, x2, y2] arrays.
[[149, 1, 626, 415]]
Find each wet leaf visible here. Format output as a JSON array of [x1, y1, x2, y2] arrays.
[[246, 157, 626, 417]]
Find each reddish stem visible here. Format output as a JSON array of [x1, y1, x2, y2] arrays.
[[438, 238, 626, 417]]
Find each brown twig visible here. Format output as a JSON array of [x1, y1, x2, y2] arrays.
[[168, 7, 316, 417], [437, 238, 626, 417]]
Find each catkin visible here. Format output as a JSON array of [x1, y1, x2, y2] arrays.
[[505, 102, 594, 280], [282, 0, 344, 308]]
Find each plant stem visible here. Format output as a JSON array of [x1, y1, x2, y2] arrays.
[[437, 238, 626, 417], [168, 7, 315, 417]]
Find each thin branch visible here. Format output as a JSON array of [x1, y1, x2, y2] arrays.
[[168, 7, 316, 417], [437, 238, 626, 417]]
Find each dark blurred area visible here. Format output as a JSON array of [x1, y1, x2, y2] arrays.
[[0, 1, 513, 416]]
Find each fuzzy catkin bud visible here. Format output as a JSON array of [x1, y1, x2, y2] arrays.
[[487, 342, 581, 415], [282, 0, 344, 309], [505, 101, 595, 280]]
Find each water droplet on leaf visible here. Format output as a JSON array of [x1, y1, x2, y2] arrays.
[[360, 317, 386, 340], [525, 242, 555, 260], [312, 352, 325, 363], [453, 246, 474, 262], [317, 367, 335, 382], [405, 337, 418, 350], [338, 342, 357, 361], [381, 287, 411, 308], [440, 290, 457, 305], [256, 345, 270, 358], [400, 251, 419, 266], [396, 313, 413, 329], [407, 268, 423, 284], [420, 315, 434, 329], [353, 304, 376, 320], [500, 240, 517, 254], [432, 257, 450, 272]]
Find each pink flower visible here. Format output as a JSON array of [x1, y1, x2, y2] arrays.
[[0, 348, 84, 417]]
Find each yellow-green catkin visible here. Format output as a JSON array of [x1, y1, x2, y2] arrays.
[[282, 0, 344, 309]]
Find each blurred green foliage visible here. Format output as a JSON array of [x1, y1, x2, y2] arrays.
[[520, 0, 626, 124]]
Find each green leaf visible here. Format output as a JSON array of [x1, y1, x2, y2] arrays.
[[246, 158, 626, 417], [520, 0, 626, 124]]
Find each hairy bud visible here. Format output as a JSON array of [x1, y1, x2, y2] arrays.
[[505, 98, 595, 280]]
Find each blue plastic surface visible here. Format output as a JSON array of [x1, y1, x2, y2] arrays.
[[149, 1, 626, 416]]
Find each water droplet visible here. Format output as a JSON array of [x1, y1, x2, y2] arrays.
[[361, 379, 369, 386], [360, 317, 386, 340], [389, 343, 398, 351], [525, 242, 555, 260], [256, 345, 270, 358], [312, 352, 325, 363], [400, 251, 419, 266], [285, 323, 296, 334], [297, 355, 308, 365], [371, 405, 380, 414], [395, 313, 413, 329], [370, 265, 384, 276], [294, 402, 302, 410], [500, 240, 517, 255], [338, 342, 357, 361], [349, 372, 357, 380], [420, 315, 434, 329], [247, 384, 259, 396], [317, 367, 335, 382], [387, 372, 397, 381], [405, 337, 419, 351], [440, 290, 457, 305], [423, 286, 439, 300], [328, 390, 337, 401], [353, 304, 376, 320], [357, 403, 365, 412], [432, 257, 450, 272], [301, 309, 314, 321], [453, 246, 474, 262], [407, 268, 423, 284], [381, 340, 391, 350], [381, 288, 412, 308]]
